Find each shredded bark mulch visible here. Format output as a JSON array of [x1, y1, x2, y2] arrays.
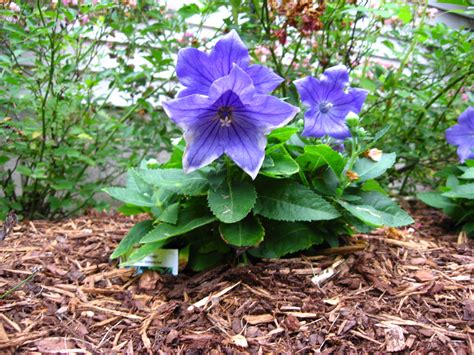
[[0, 205, 473, 353]]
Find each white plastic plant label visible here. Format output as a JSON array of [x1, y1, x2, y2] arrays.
[[129, 249, 179, 276]]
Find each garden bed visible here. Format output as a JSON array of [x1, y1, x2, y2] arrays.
[[0, 206, 472, 353]]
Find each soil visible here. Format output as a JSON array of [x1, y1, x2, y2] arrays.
[[0, 204, 473, 353]]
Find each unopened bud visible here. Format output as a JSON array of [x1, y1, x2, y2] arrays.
[[146, 158, 160, 169]]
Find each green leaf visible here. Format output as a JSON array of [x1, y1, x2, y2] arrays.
[[111, 220, 154, 259], [260, 153, 299, 178], [442, 183, 474, 199], [117, 204, 149, 216], [157, 202, 180, 224], [141, 207, 216, 243], [268, 127, 299, 142], [219, 216, 264, 247], [123, 242, 167, 265], [353, 152, 396, 182], [417, 192, 456, 209], [361, 179, 387, 195], [104, 187, 155, 207], [249, 221, 323, 258], [177, 4, 200, 18], [339, 192, 414, 227], [208, 180, 257, 223], [398, 6, 412, 24], [296, 144, 345, 176], [138, 168, 208, 196], [459, 167, 474, 179], [254, 180, 340, 222]]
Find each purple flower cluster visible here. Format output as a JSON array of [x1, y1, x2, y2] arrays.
[[163, 31, 368, 178], [446, 107, 474, 163]]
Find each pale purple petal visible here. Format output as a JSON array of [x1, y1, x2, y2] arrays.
[[321, 65, 349, 91], [457, 145, 474, 163], [293, 76, 322, 106], [458, 107, 474, 127], [245, 64, 283, 94], [445, 125, 471, 146], [183, 121, 224, 173], [346, 88, 369, 113], [162, 94, 214, 131], [208, 65, 255, 102], [234, 95, 299, 133], [223, 123, 266, 179], [302, 108, 351, 139], [445, 107, 474, 163], [176, 48, 216, 96], [209, 30, 250, 78]]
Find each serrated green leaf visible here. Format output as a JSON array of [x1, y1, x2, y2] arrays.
[[249, 221, 323, 258], [296, 144, 345, 176], [459, 167, 474, 179], [442, 183, 474, 199], [417, 191, 456, 209], [254, 180, 340, 221], [111, 220, 153, 259], [219, 216, 264, 247], [339, 192, 413, 227], [268, 127, 299, 142], [208, 180, 256, 223], [138, 168, 208, 196], [141, 207, 216, 243], [353, 152, 396, 181], [104, 187, 155, 207], [157, 202, 180, 224], [260, 153, 299, 178]]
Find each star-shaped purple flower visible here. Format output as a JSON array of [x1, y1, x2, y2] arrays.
[[446, 107, 474, 163], [163, 65, 299, 179], [176, 30, 283, 98], [294, 65, 368, 139]]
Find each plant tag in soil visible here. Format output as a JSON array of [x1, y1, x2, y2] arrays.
[[126, 249, 179, 275]]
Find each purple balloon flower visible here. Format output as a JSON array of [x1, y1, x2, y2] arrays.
[[294, 65, 368, 139], [176, 30, 283, 98], [445, 107, 474, 163], [163, 65, 299, 179]]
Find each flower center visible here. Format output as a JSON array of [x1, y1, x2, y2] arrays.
[[319, 101, 333, 114], [217, 106, 233, 127]]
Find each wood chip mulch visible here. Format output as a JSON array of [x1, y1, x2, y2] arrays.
[[0, 206, 473, 353]]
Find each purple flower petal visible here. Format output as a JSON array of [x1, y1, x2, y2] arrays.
[[183, 121, 225, 173], [293, 76, 323, 107], [346, 88, 369, 113], [176, 48, 215, 97], [457, 145, 474, 163], [176, 30, 282, 98], [208, 64, 255, 101], [209, 30, 250, 77], [302, 108, 351, 139], [321, 64, 349, 91], [445, 107, 474, 163], [245, 64, 283, 94], [162, 94, 214, 131], [223, 123, 267, 179], [234, 94, 299, 133]]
